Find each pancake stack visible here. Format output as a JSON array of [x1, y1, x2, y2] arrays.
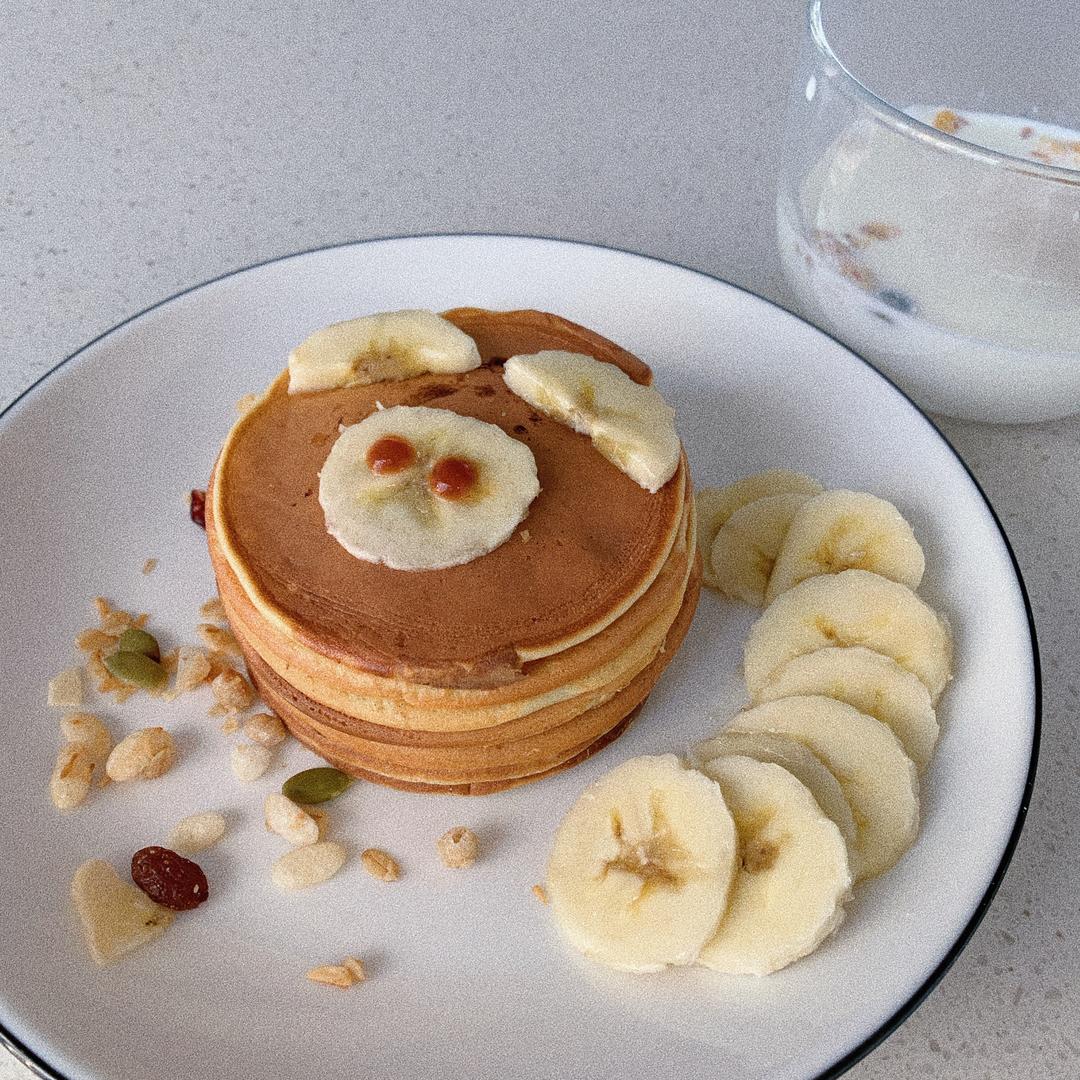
[[206, 308, 700, 794]]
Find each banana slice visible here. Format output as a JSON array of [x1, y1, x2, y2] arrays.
[[692, 729, 857, 850], [709, 493, 812, 606], [695, 755, 851, 975], [502, 351, 679, 493], [288, 309, 482, 393], [319, 405, 539, 571], [744, 569, 952, 702], [756, 647, 939, 770], [727, 696, 920, 881], [546, 754, 737, 973], [766, 490, 925, 603], [695, 470, 823, 588]]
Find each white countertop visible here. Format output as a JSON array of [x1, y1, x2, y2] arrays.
[[4, 2, 1077, 1077]]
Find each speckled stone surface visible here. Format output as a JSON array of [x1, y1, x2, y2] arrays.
[[3, 2, 1077, 1077]]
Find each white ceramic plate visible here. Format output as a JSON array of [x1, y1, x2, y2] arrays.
[[0, 236, 1038, 1080]]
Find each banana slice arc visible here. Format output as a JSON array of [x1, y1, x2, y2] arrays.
[[709, 493, 812, 606], [318, 405, 539, 571], [766, 490, 925, 604], [696, 470, 823, 589], [695, 755, 851, 975], [288, 309, 482, 393], [744, 569, 952, 702], [502, 351, 680, 493], [756, 646, 939, 771], [546, 754, 737, 973], [693, 729, 857, 850], [727, 696, 920, 882]]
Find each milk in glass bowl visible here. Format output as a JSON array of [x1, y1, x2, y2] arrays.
[[777, 0, 1080, 423]]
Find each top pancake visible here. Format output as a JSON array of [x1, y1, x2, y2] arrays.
[[210, 309, 686, 687]]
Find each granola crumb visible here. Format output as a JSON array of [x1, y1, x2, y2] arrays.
[[211, 668, 255, 713], [360, 848, 401, 882], [48, 667, 84, 708], [174, 646, 213, 693], [200, 597, 228, 623], [437, 826, 479, 869], [197, 623, 242, 657], [220, 716, 240, 734], [858, 221, 901, 242], [932, 109, 968, 135], [142, 558, 158, 575], [519, 528, 531, 543], [532, 884, 548, 904], [307, 961, 364, 989]]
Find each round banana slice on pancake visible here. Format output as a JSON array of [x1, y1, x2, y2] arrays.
[[288, 309, 481, 393], [502, 350, 680, 493], [319, 405, 539, 571]]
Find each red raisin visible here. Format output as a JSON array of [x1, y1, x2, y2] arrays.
[[131, 846, 209, 911], [189, 489, 206, 529]]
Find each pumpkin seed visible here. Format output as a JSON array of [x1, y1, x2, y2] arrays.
[[115, 627, 161, 661], [282, 767, 352, 804], [104, 651, 167, 691]]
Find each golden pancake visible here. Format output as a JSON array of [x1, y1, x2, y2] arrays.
[[251, 558, 700, 790], [208, 479, 695, 732], [209, 309, 686, 688]]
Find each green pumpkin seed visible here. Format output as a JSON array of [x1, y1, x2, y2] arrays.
[[116, 627, 161, 661], [282, 767, 352, 804], [104, 651, 167, 691]]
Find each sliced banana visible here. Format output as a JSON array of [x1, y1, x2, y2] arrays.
[[695, 755, 851, 975], [710, 493, 812, 606], [692, 729, 856, 850], [756, 647, 939, 770], [502, 351, 680, 493], [766, 490, 925, 603], [546, 754, 737, 973], [727, 696, 920, 882], [288, 309, 482, 393], [744, 569, 952, 702], [695, 470, 823, 588], [319, 405, 539, 571]]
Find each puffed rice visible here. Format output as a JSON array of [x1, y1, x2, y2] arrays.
[[231, 742, 272, 782], [168, 811, 227, 855], [243, 712, 288, 748], [50, 745, 95, 809], [271, 842, 347, 891], [264, 793, 319, 846], [106, 727, 176, 782], [437, 826, 479, 869]]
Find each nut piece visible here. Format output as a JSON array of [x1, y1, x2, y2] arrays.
[[174, 646, 213, 693], [264, 793, 319, 847], [50, 745, 95, 810], [271, 841, 348, 891], [360, 848, 400, 882], [48, 667, 84, 708], [243, 712, 288, 748], [71, 859, 174, 965], [231, 742, 273, 782], [211, 668, 255, 713], [307, 958, 365, 989], [169, 811, 227, 855], [437, 826, 479, 869], [106, 727, 176, 782], [197, 623, 242, 657]]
